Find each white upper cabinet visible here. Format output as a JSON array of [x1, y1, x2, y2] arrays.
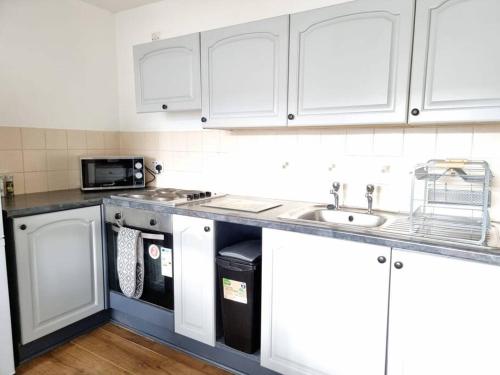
[[387, 249, 500, 375], [261, 229, 391, 375], [133, 33, 201, 113], [409, 0, 500, 124], [201, 16, 289, 128], [287, 0, 415, 126]]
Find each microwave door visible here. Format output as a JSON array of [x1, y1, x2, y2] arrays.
[[81, 159, 134, 189]]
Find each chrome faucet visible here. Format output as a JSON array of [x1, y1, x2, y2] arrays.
[[365, 184, 375, 214], [328, 182, 341, 210]]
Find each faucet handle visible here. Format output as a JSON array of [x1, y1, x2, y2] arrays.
[[331, 182, 341, 192], [366, 184, 375, 194]]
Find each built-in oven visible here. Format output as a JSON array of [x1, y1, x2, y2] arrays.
[[104, 205, 173, 310], [80, 156, 145, 191]]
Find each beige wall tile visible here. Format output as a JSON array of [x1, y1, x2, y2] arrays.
[[12, 173, 25, 195], [21, 128, 45, 149], [67, 130, 87, 149], [48, 171, 69, 191], [68, 149, 87, 170], [120, 132, 135, 150], [86, 131, 105, 149], [47, 150, 68, 171], [144, 132, 159, 150], [23, 150, 47, 172], [373, 128, 404, 157], [45, 129, 67, 149], [24, 172, 48, 194], [104, 131, 120, 149], [67, 170, 81, 189], [0, 150, 23, 172], [0, 127, 22, 150]]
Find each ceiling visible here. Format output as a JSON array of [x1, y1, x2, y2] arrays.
[[80, 0, 163, 13]]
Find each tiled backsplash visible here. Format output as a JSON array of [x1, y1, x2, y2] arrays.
[[121, 125, 500, 221], [2, 125, 499, 221], [0, 127, 120, 194]]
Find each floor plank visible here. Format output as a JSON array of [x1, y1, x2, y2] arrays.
[[101, 324, 230, 375], [17, 324, 232, 375]]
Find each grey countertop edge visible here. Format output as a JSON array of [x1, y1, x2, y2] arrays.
[[101, 197, 500, 266], [3, 190, 500, 266]]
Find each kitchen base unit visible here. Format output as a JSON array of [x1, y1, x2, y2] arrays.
[[5, 206, 106, 363], [261, 228, 391, 375], [387, 249, 500, 375]]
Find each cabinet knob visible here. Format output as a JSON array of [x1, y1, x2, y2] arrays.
[[204, 226, 210, 232], [162, 104, 168, 110], [377, 256, 386, 264], [394, 261, 404, 269], [150, 219, 157, 226], [411, 108, 420, 116], [115, 213, 122, 220], [288, 114, 295, 120], [19, 224, 27, 231], [201, 117, 207, 123]]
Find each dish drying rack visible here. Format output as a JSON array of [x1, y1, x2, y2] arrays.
[[410, 160, 493, 246]]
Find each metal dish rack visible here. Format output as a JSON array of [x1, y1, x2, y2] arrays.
[[410, 160, 493, 245]]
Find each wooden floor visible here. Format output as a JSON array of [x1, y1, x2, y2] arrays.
[[17, 323, 232, 375]]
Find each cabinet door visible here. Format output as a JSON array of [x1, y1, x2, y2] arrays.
[[134, 33, 201, 113], [173, 215, 215, 346], [201, 16, 289, 128], [288, 0, 415, 126], [409, 0, 500, 123], [13, 206, 104, 344], [388, 249, 500, 375], [261, 229, 391, 375]]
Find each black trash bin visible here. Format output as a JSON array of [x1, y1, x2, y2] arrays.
[[216, 239, 262, 354]]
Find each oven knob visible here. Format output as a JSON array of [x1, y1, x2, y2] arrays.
[[135, 162, 143, 170], [150, 219, 157, 226], [135, 172, 143, 179], [199, 192, 206, 198], [115, 213, 122, 220], [193, 193, 200, 200], [205, 191, 212, 198], [187, 194, 194, 201]]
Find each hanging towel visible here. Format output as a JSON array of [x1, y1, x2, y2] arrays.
[[117, 226, 144, 299]]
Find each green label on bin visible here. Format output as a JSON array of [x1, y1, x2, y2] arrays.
[[222, 278, 247, 304]]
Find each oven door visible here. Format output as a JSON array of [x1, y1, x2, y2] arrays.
[[81, 158, 144, 190], [106, 223, 174, 310]]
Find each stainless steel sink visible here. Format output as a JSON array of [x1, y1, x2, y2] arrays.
[[280, 206, 388, 228]]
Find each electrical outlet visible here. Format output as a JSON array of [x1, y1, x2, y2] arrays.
[[151, 32, 161, 41], [151, 160, 163, 174]]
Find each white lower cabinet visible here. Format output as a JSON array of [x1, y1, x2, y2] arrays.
[[13, 206, 104, 344], [261, 229, 391, 375], [173, 215, 216, 346], [387, 249, 500, 375]]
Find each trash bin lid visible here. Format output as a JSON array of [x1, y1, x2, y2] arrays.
[[218, 240, 262, 263]]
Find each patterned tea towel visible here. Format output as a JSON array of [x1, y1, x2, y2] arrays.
[[117, 226, 144, 299]]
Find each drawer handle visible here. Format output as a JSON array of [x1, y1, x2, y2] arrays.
[[204, 226, 210, 232], [394, 261, 404, 269], [377, 256, 386, 264], [19, 224, 27, 231]]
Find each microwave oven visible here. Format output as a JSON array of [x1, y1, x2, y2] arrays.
[[80, 156, 145, 191]]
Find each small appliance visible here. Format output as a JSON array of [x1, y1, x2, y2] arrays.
[[80, 156, 145, 191]]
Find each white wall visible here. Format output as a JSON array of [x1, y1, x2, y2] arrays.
[[0, 0, 118, 130], [115, 0, 350, 131]]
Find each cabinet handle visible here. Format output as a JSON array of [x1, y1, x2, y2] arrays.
[[114, 213, 122, 220], [411, 108, 420, 116], [204, 226, 210, 232], [150, 219, 157, 226], [201, 117, 207, 123], [288, 114, 295, 120], [394, 261, 404, 269], [19, 224, 27, 231], [377, 256, 386, 264], [162, 104, 168, 110]]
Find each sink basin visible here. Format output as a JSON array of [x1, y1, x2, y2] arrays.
[[280, 206, 387, 228]]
